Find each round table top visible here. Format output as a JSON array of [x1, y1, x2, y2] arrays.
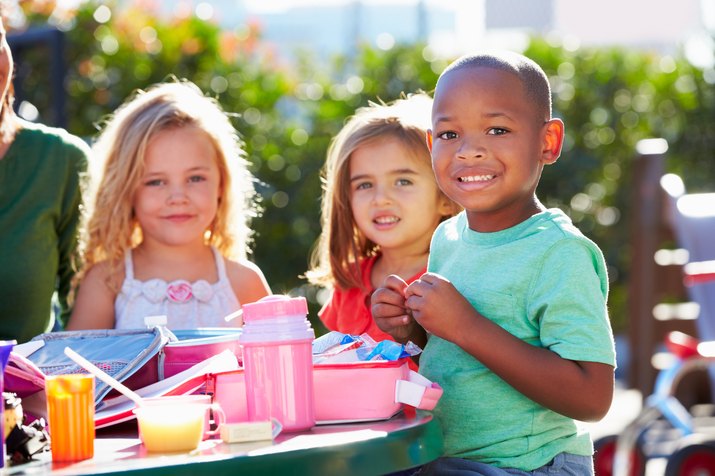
[[6, 413, 443, 476]]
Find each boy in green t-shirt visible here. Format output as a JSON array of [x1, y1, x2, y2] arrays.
[[372, 51, 616, 474]]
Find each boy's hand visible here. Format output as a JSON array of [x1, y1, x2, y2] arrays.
[[405, 272, 475, 343], [371, 274, 422, 344]]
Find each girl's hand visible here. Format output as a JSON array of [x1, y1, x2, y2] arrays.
[[371, 274, 422, 344], [404, 272, 476, 344]]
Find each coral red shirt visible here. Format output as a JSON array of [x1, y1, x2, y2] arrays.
[[319, 255, 425, 349]]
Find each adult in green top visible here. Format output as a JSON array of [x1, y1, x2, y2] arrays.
[[0, 14, 90, 342]]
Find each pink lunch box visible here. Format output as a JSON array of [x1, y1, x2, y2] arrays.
[[161, 330, 243, 379], [121, 329, 243, 391], [209, 358, 442, 424]]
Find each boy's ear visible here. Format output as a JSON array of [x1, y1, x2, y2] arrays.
[[438, 195, 457, 217], [426, 130, 433, 152], [541, 119, 564, 165]]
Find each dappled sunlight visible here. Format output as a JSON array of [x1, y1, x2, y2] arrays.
[[678, 193, 715, 218]]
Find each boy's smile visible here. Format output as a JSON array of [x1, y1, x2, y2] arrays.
[[458, 174, 496, 183], [429, 65, 563, 233]]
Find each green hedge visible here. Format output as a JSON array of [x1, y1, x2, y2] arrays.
[[14, 1, 715, 334]]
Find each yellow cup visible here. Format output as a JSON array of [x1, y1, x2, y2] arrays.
[[45, 374, 95, 462], [134, 395, 225, 453]]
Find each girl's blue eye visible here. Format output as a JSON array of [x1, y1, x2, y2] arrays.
[[396, 178, 412, 186], [145, 179, 163, 186], [189, 175, 205, 183], [355, 182, 372, 190]]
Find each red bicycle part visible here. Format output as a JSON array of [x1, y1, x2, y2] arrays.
[[593, 434, 646, 476], [665, 331, 700, 360], [665, 443, 715, 475]]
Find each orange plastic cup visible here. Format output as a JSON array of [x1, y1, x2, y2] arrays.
[[45, 374, 95, 462]]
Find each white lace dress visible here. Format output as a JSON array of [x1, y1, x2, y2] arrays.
[[114, 247, 241, 329]]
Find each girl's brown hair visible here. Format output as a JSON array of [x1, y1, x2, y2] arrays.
[[306, 93, 459, 290]]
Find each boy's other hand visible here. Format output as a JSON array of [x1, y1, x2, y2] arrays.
[[405, 272, 475, 343]]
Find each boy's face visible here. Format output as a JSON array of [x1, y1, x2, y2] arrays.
[[429, 66, 563, 232]]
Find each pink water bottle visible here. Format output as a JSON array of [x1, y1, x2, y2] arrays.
[[239, 295, 315, 432]]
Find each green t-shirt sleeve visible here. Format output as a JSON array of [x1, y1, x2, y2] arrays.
[[55, 136, 90, 327], [528, 238, 616, 366]]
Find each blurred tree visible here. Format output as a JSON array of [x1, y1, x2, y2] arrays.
[[10, 0, 715, 334], [526, 39, 715, 332]]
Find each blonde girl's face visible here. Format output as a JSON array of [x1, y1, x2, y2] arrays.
[[349, 137, 452, 256], [133, 125, 222, 249]]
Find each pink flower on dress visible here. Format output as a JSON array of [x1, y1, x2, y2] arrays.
[[166, 281, 193, 303]]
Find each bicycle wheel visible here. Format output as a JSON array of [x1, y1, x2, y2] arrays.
[[665, 442, 715, 476], [593, 434, 646, 476]]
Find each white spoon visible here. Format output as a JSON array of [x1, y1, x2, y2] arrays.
[[224, 308, 243, 323], [64, 346, 144, 407]]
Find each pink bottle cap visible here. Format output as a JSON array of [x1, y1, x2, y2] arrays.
[[240, 296, 314, 343], [242, 295, 308, 322]]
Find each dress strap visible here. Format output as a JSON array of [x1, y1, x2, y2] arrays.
[[212, 246, 229, 282], [124, 249, 135, 280]]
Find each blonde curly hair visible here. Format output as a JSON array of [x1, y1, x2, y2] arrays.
[[75, 80, 260, 293]]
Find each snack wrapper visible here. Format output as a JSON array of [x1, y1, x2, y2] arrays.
[[312, 332, 421, 364]]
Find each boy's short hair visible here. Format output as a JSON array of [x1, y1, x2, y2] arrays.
[[439, 51, 552, 121]]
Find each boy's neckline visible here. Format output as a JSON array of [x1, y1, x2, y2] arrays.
[[461, 208, 562, 245]]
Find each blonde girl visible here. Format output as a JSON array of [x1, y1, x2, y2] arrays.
[[307, 93, 459, 342], [68, 80, 270, 330]]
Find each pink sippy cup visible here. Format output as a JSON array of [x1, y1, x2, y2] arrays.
[[239, 295, 315, 432]]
